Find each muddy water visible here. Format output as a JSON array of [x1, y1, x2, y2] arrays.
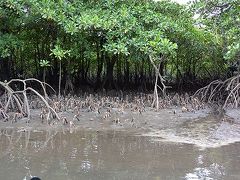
[[0, 128, 240, 180]]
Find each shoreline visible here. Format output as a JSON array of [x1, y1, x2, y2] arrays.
[[1, 93, 240, 149]]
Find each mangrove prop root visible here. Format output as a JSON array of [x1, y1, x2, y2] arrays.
[[193, 74, 240, 108], [0, 78, 59, 122], [149, 55, 171, 110]]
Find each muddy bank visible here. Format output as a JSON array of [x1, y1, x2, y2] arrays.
[[142, 108, 240, 149], [0, 88, 209, 133], [225, 108, 240, 124], [1, 106, 240, 149], [0, 107, 210, 132]]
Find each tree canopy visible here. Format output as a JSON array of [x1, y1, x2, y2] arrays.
[[0, 0, 237, 92]]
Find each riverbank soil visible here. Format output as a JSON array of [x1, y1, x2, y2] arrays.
[[1, 94, 240, 148]]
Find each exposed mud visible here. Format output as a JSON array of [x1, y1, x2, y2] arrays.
[[142, 109, 240, 149], [225, 108, 240, 124], [1, 103, 240, 149], [0, 106, 209, 132], [1, 105, 240, 179]]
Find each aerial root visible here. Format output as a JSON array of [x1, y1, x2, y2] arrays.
[[149, 55, 171, 110], [0, 78, 59, 122], [194, 74, 240, 108]]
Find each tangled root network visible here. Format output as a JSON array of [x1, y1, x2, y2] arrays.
[[194, 75, 240, 108]]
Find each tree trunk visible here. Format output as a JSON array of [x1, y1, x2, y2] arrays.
[[102, 54, 117, 90], [95, 41, 104, 89], [149, 55, 168, 110], [0, 57, 10, 80], [58, 60, 62, 99], [124, 57, 130, 88]]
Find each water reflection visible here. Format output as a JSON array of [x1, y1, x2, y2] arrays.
[[185, 163, 225, 180], [0, 129, 240, 180]]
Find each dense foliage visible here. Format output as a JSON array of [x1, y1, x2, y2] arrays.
[[0, 0, 237, 93], [193, 0, 239, 61]]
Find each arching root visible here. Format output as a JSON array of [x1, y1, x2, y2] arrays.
[[194, 75, 240, 108], [0, 78, 59, 123]]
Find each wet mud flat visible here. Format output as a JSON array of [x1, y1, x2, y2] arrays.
[[143, 112, 240, 149], [1, 105, 240, 149], [0, 106, 210, 133], [1, 92, 240, 179]]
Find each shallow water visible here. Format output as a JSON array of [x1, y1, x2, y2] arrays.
[[0, 129, 240, 180]]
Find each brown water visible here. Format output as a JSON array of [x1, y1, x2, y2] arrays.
[[0, 129, 240, 180]]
